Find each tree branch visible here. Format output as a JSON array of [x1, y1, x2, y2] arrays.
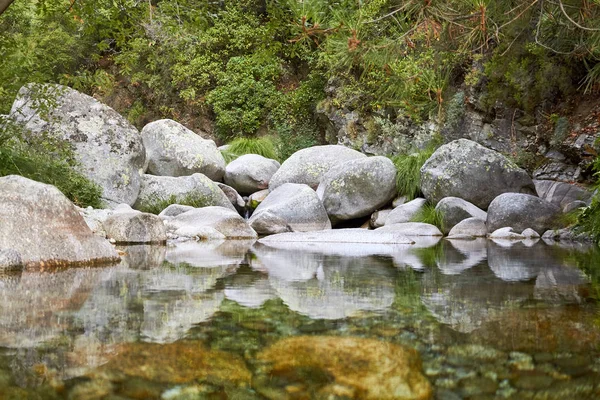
[[557, 0, 600, 31]]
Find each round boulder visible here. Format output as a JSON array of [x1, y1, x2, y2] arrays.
[[249, 183, 331, 235], [133, 174, 234, 213], [420, 139, 535, 209], [385, 198, 427, 225], [317, 156, 397, 223], [0, 175, 119, 267], [447, 218, 487, 238], [166, 206, 257, 240], [487, 193, 561, 234], [269, 145, 366, 190], [103, 211, 166, 244], [141, 119, 226, 181], [435, 197, 487, 234], [10, 84, 145, 206], [224, 154, 280, 195]]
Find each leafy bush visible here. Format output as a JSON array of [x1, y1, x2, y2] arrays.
[[221, 137, 279, 163]]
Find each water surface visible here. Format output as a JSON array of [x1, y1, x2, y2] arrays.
[[0, 238, 599, 399]]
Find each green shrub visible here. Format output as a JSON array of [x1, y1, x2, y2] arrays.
[[391, 145, 437, 200], [136, 193, 215, 215], [221, 137, 279, 163], [0, 121, 103, 208], [410, 204, 445, 232]]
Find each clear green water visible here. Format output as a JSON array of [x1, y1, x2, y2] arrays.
[[0, 238, 599, 399]]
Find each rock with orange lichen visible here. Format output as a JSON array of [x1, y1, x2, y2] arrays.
[[256, 336, 432, 400], [96, 341, 251, 386]]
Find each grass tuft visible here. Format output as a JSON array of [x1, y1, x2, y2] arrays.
[[410, 203, 445, 232], [221, 137, 279, 163], [390, 146, 436, 200]]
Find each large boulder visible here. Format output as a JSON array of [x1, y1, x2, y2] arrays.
[[249, 183, 331, 235], [435, 197, 487, 234], [385, 198, 427, 225], [447, 218, 487, 238], [0, 176, 119, 267], [534, 180, 593, 212], [10, 84, 145, 206], [420, 139, 535, 209], [269, 145, 366, 190], [133, 173, 234, 213], [165, 206, 257, 240], [487, 193, 561, 233], [224, 154, 280, 195], [316, 156, 397, 223], [103, 211, 166, 244], [141, 119, 225, 181]]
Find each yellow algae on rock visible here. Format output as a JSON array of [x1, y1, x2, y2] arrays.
[[97, 341, 251, 386], [257, 336, 432, 400]]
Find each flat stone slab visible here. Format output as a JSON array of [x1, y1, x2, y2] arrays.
[[259, 229, 415, 245]]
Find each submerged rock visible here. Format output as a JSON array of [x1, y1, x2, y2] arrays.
[[11, 84, 145, 206], [317, 156, 397, 223], [224, 154, 280, 194], [256, 336, 432, 400], [141, 119, 225, 180], [487, 193, 561, 234], [249, 183, 331, 235], [269, 145, 366, 190], [133, 173, 234, 213], [97, 341, 251, 385], [420, 139, 535, 209], [0, 176, 119, 267]]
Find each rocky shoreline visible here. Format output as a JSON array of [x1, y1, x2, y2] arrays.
[[0, 84, 594, 271]]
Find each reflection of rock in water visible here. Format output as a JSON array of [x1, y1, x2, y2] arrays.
[[0, 267, 112, 348], [534, 266, 588, 304], [487, 241, 548, 282], [118, 244, 166, 269], [437, 239, 487, 275], [254, 244, 396, 319], [224, 277, 276, 308], [141, 292, 224, 343], [165, 240, 252, 268], [421, 241, 592, 334]]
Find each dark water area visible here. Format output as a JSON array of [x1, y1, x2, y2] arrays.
[[0, 238, 599, 399]]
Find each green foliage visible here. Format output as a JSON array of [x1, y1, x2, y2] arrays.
[[410, 204, 445, 232], [391, 144, 437, 199], [0, 120, 103, 208], [136, 193, 213, 215], [221, 137, 279, 163]]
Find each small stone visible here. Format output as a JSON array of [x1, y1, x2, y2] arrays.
[[521, 228, 540, 239], [511, 372, 554, 390]]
